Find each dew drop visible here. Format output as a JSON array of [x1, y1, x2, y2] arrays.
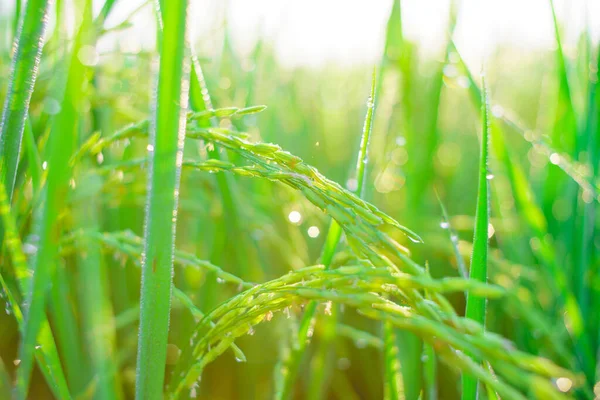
[[408, 235, 420, 243], [440, 221, 449, 229]]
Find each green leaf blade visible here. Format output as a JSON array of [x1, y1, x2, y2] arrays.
[[0, 0, 51, 202], [134, 1, 190, 398], [462, 74, 491, 400]]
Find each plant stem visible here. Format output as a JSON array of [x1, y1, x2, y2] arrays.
[[135, 0, 190, 398], [0, 0, 50, 203], [462, 74, 491, 400]]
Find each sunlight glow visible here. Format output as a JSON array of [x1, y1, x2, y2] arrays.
[[89, 0, 600, 71]]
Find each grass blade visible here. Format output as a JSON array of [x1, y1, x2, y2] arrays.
[[436, 192, 468, 279], [461, 74, 491, 400], [0, 0, 51, 203], [383, 321, 403, 400], [587, 44, 600, 382], [134, 0, 190, 398], [22, 117, 42, 194], [15, 2, 97, 396], [422, 335, 437, 400], [454, 43, 595, 384], [48, 259, 86, 392], [0, 166, 71, 399], [575, 41, 599, 352], [77, 173, 122, 400]]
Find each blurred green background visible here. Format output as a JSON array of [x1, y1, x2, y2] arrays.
[[0, 0, 599, 398]]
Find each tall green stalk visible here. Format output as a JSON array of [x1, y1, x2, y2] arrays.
[[0, 170, 71, 400], [543, 1, 578, 284], [135, 0, 190, 398], [15, 1, 95, 397], [0, 0, 51, 203], [461, 75, 491, 400], [586, 43, 600, 378], [454, 44, 595, 383]]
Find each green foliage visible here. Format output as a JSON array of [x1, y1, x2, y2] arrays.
[[0, 0, 51, 202], [462, 75, 491, 400], [0, 0, 598, 399]]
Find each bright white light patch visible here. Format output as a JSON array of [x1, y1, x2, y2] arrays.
[[307, 226, 320, 238], [556, 377, 572, 392], [288, 211, 302, 224], [487, 223, 495, 238]]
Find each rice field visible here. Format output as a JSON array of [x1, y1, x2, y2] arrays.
[[0, 0, 599, 399]]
